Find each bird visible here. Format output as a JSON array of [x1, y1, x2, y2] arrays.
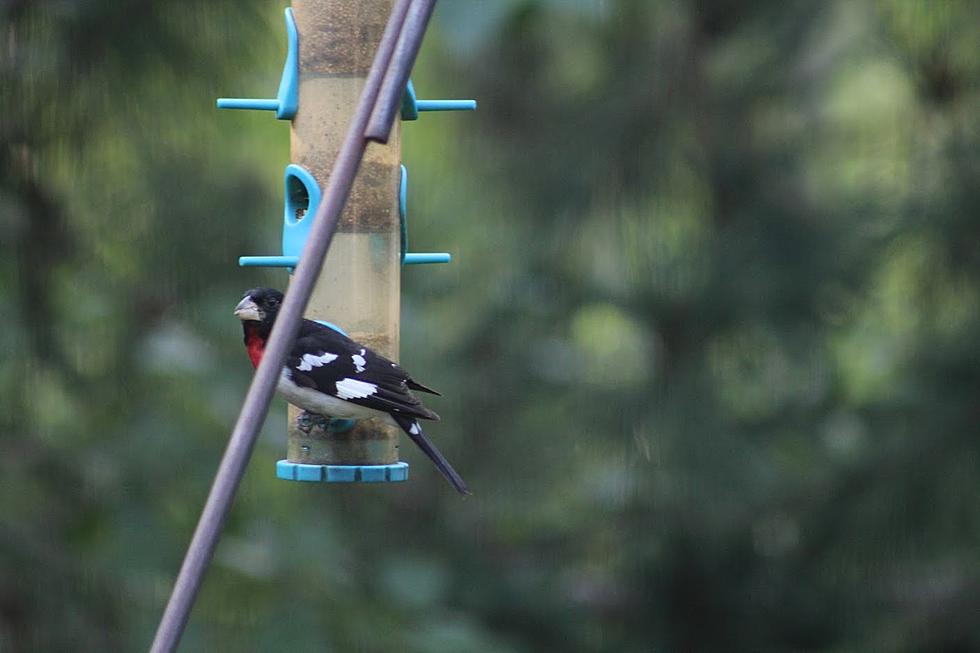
[[234, 287, 470, 495]]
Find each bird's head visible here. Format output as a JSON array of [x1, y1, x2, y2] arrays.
[[234, 287, 284, 327]]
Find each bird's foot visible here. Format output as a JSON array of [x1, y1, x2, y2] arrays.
[[296, 411, 331, 434], [296, 411, 357, 434]]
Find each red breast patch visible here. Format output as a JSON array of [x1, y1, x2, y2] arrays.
[[245, 331, 265, 368]]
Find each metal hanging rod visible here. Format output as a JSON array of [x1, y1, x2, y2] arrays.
[[148, 1, 437, 651]]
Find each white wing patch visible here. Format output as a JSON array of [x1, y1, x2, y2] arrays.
[[352, 349, 367, 373], [409, 421, 421, 435], [278, 369, 382, 420], [335, 378, 378, 400], [297, 352, 338, 371]]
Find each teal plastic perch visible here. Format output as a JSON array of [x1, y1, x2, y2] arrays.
[[417, 99, 477, 112], [239, 255, 298, 268], [238, 253, 449, 267], [216, 8, 299, 120], [398, 164, 452, 265], [238, 252, 453, 268], [238, 162, 450, 269], [400, 79, 476, 121], [404, 252, 451, 264]]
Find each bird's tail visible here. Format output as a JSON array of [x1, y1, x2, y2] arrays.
[[391, 414, 471, 495]]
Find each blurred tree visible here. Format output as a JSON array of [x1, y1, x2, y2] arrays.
[[413, 0, 980, 651], [0, 1, 282, 650]]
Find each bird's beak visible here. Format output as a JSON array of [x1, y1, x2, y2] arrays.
[[234, 296, 262, 321]]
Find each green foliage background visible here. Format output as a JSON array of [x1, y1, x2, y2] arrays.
[[2, 0, 979, 651]]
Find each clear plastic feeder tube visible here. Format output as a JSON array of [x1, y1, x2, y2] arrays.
[[287, 0, 402, 466]]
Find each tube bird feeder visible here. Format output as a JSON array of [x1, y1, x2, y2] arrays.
[[281, 0, 405, 479], [219, 0, 474, 482]]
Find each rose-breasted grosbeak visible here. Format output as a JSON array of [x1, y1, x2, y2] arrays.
[[234, 287, 470, 495]]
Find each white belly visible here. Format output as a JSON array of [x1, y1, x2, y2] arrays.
[[277, 369, 393, 423]]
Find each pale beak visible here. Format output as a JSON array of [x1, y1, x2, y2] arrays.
[[234, 296, 262, 321]]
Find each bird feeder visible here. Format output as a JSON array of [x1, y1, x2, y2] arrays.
[[219, 0, 474, 483]]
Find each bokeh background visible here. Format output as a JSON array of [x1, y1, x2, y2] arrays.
[[3, 0, 979, 651]]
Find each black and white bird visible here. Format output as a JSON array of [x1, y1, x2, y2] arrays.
[[234, 287, 470, 495]]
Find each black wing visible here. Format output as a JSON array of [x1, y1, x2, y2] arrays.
[[286, 319, 440, 421]]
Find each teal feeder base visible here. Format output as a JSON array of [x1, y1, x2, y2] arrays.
[[276, 460, 409, 483]]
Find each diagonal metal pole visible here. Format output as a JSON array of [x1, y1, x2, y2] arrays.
[[365, 0, 437, 143], [148, 1, 436, 651]]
